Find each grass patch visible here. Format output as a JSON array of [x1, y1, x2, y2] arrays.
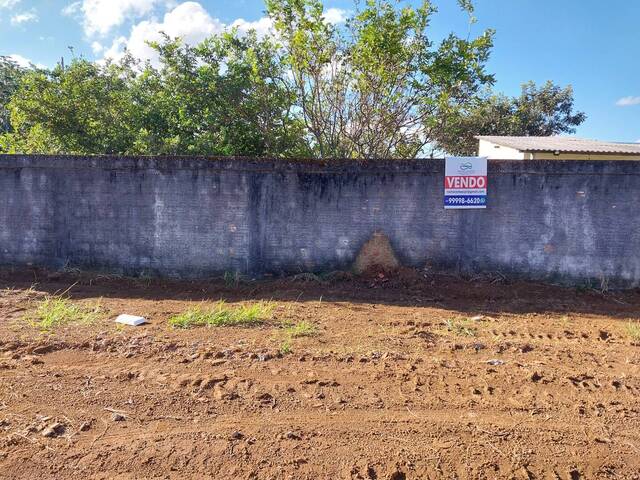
[[168, 301, 274, 329], [27, 296, 102, 331], [275, 320, 318, 355], [626, 321, 640, 341], [283, 320, 317, 338], [445, 318, 477, 337], [279, 338, 292, 355]]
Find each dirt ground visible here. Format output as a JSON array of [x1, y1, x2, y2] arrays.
[[1, 267, 640, 480]]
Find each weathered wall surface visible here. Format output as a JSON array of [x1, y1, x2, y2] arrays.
[[1, 155, 639, 286]]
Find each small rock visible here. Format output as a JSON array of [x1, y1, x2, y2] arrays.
[[79, 421, 92, 432], [598, 330, 611, 341], [486, 359, 505, 366], [41, 422, 65, 438], [283, 431, 301, 440], [531, 372, 543, 382], [32, 345, 52, 355], [230, 431, 244, 440], [111, 413, 126, 422], [200, 375, 228, 390]]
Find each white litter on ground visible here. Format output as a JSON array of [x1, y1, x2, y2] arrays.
[[115, 314, 147, 326]]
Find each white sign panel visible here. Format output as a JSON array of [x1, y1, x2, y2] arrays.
[[444, 156, 487, 209]]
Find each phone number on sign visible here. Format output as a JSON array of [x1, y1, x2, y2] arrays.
[[444, 196, 486, 205]]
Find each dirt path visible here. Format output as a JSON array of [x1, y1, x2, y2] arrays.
[[1, 268, 639, 479]]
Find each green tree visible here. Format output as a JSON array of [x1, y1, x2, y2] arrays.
[[433, 81, 587, 155], [1, 59, 136, 154], [128, 31, 307, 156], [1, 31, 307, 157], [266, 0, 494, 158], [0, 56, 26, 134], [0, 1, 587, 160]]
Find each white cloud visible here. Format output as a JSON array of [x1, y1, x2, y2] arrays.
[[229, 7, 346, 39], [0, 0, 20, 8], [61, 1, 80, 17], [10, 9, 37, 25], [91, 41, 104, 54], [102, 36, 128, 62], [6, 53, 46, 69], [100, 2, 348, 65], [324, 7, 348, 24], [103, 2, 222, 64], [64, 0, 160, 36], [616, 96, 640, 107], [7, 53, 31, 67], [230, 16, 274, 38]]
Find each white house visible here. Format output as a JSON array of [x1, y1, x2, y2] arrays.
[[477, 136, 640, 160]]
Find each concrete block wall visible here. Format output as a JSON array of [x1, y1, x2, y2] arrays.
[[1, 155, 639, 286]]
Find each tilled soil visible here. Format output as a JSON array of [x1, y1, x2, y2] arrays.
[[1, 268, 639, 479]]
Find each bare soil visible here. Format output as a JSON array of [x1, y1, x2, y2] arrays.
[[1, 267, 640, 479]]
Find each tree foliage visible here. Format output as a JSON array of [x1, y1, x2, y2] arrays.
[[0, 0, 586, 158], [2, 59, 135, 154], [266, 0, 494, 158], [127, 32, 307, 156], [1, 32, 306, 156], [433, 81, 587, 155], [0, 56, 26, 134]]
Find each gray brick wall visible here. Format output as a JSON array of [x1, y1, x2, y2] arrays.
[[1, 155, 639, 286]]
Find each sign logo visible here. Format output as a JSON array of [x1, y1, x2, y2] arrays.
[[444, 157, 487, 210]]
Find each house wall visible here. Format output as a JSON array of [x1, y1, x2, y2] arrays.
[[477, 139, 526, 159], [2, 155, 640, 287]]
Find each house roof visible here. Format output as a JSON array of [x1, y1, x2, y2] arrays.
[[475, 136, 640, 155]]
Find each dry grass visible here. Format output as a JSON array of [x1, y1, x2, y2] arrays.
[[626, 321, 640, 341]]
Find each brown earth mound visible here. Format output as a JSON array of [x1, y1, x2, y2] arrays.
[[353, 232, 400, 275]]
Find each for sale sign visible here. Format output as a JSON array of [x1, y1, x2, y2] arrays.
[[444, 156, 487, 209]]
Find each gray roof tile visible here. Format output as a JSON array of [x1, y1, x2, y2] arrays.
[[476, 136, 640, 154]]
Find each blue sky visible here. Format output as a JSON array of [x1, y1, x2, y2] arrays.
[[1, 0, 638, 142]]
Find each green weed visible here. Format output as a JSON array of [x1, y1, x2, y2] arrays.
[[445, 318, 477, 337], [283, 320, 317, 338], [168, 301, 274, 329], [279, 338, 292, 355], [27, 296, 102, 330]]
